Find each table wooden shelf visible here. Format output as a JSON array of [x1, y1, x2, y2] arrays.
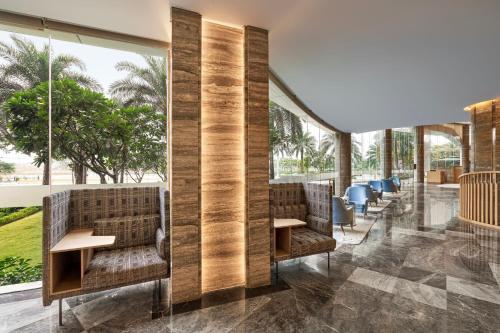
[[273, 218, 306, 261], [49, 229, 115, 296]]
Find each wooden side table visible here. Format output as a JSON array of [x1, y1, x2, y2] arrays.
[[49, 229, 115, 295], [273, 218, 306, 261]]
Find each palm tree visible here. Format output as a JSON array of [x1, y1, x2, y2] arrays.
[[393, 130, 414, 171], [320, 132, 335, 155], [269, 102, 303, 179], [0, 34, 100, 102], [366, 142, 381, 171], [109, 56, 167, 115], [351, 138, 362, 170], [0, 34, 100, 185], [291, 131, 316, 174]]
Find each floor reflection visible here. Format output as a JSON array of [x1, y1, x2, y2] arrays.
[[1, 184, 500, 332]]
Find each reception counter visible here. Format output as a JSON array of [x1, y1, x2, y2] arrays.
[[427, 170, 446, 184]]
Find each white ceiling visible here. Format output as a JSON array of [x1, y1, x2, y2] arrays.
[[3, 0, 500, 132], [0, 0, 171, 42]]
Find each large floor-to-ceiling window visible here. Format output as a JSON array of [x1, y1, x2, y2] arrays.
[[425, 130, 461, 181], [392, 127, 415, 183], [351, 130, 383, 182], [0, 24, 168, 287], [269, 101, 335, 184]]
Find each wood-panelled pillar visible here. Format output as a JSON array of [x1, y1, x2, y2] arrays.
[[462, 124, 470, 173], [383, 129, 392, 179], [170, 7, 202, 303], [244, 26, 270, 288], [335, 132, 351, 195], [415, 126, 425, 183], [170, 8, 270, 302], [469, 100, 499, 171]]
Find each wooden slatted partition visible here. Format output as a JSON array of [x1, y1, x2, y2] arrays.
[[459, 171, 500, 230]]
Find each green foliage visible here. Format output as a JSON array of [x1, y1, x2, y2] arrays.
[[392, 130, 415, 171], [0, 211, 42, 265], [269, 102, 303, 179], [0, 206, 41, 226], [110, 56, 167, 115], [2, 82, 51, 169], [0, 256, 42, 285], [0, 34, 99, 102], [3, 79, 166, 184], [0, 207, 22, 218], [0, 160, 14, 174]]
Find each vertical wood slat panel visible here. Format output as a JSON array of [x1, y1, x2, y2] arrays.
[[459, 172, 500, 229], [170, 7, 202, 304], [244, 26, 271, 288]]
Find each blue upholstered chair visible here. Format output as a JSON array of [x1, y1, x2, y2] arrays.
[[382, 179, 397, 193], [368, 180, 383, 200], [353, 183, 378, 205], [332, 196, 354, 234], [391, 176, 401, 191], [344, 186, 368, 216]]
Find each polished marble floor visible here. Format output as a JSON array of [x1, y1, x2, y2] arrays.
[[2, 184, 500, 332]]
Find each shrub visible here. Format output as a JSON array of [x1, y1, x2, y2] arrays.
[[0, 206, 41, 227], [0, 256, 42, 286], [0, 207, 22, 218]]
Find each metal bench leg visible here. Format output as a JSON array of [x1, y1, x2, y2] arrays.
[[158, 278, 162, 304], [59, 298, 63, 326], [327, 252, 330, 270]]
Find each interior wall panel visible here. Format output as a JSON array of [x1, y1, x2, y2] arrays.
[[201, 21, 246, 293], [170, 7, 202, 303], [244, 26, 270, 288], [473, 103, 493, 171]]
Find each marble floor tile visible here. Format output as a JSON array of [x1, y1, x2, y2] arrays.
[[347, 267, 398, 293], [403, 246, 445, 273], [447, 276, 500, 305], [0, 297, 70, 332], [0, 288, 41, 305], [489, 262, 500, 286], [2, 184, 500, 333], [392, 227, 446, 240], [447, 292, 500, 333], [12, 308, 83, 333], [393, 277, 447, 310], [398, 266, 446, 290]]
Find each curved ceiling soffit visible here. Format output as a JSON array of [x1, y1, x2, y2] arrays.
[[269, 68, 345, 134]]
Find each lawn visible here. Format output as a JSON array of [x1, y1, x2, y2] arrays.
[[0, 211, 42, 265]]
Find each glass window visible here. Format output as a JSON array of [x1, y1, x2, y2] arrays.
[[426, 130, 461, 172], [0, 24, 168, 287], [269, 101, 336, 184], [392, 127, 415, 186], [352, 131, 383, 182], [49, 31, 168, 188]]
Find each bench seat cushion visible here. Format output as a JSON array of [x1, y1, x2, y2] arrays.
[[291, 227, 336, 258], [94, 214, 160, 250], [82, 245, 167, 290]]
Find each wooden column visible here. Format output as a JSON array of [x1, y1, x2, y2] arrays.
[[170, 7, 202, 304], [471, 101, 495, 171], [462, 124, 470, 173], [416, 126, 425, 183], [383, 129, 392, 179], [244, 26, 270, 288], [335, 132, 351, 195]]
